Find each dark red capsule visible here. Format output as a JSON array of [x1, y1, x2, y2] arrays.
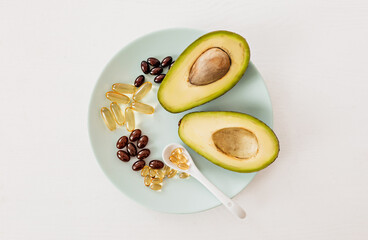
[[129, 129, 142, 141], [134, 75, 145, 87], [150, 67, 163, 75], [137, 149, 150, 160], [161, 56, 173, 68], [154, 74, 165, 83], [116, 136, 128, 149], [127, 143, 137, 156], [117, 150, 130, 162], [149, 160, 164, 169], [137, 135, 149, 148], [132, 160, 145, 171], [147, 57, 160, 67], [141, 61, 150, 74]]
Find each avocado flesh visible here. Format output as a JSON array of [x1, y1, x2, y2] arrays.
[[158, 31, 250, 113], [178, 112, 279, 173]]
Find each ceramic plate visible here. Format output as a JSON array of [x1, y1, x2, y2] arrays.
[[88, 28, 273, 213]]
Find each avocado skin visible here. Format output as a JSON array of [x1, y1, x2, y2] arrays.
[[178, 111, 280, 173], [158, 30, 250, 113]]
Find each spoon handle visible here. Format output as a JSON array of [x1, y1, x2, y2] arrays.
[[192, 170, 246, 219]]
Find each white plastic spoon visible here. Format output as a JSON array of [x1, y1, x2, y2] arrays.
[[162, 143, 246, 219]]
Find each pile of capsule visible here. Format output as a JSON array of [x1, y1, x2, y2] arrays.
[[117, 130, 189, 191], [138, 56, 174, 86], [101, 81, 154, 132], [169, 148, 190, 171], [140, 164, 189, 191]]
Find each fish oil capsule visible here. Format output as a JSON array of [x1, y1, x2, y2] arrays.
[[105, 91, 130, 104], [144, 175, 152, 186], [149, 168, 157, 178], [131, 101, 155, 114], [110, 102, 125, 125], [163, 165, 171, 175], [177, 158, 187, 164], [169, 155, 179, 164], [155, 169, 165, 179], [112, 83, 136, 94], [179, 172, 190, 179], [133, 82, 152, 101], [178, 163, 190, 170], [150, 183, 162, 191], [172, 148, 184, 155], [101, 107, 116, 131], [176, 154, 188, 164], [141, 166, 149, 177], [167, 169, 177, 178], [125, 107, 135, 132], [152, 178, 163, 184]]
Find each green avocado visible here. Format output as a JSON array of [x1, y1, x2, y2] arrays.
[[178, 112, 279, 173], [158, 31, 250, 113]]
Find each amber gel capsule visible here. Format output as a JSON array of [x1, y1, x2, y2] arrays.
[[179, 172, 190, 179], [152, 178, 163, 184], [106, 91, 130, 104], [178, 163, 190, 170], [112, 83, 136, 94], [125, 107, 135, 132], [101, 107, 116, 131], [131, 101, 155, 114], [110, 102, 125, 125], [144, 175, 152, 186], [155, 169, 165, 179], [167, 169, 177, 178], [150, 183, 162, 191], [133, 82, 152, 101]]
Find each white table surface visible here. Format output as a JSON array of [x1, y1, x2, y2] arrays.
[[1, 0, 367, 239]]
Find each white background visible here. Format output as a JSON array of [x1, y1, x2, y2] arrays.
[[1, 0, 367, 239]]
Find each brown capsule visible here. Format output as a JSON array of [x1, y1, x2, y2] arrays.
[[147, 57, 160, 67], [117, 150, 130, 162], [150, 67, 163, 75], [149, 160, 164, 169], [141, 61, 150, 74], [137, 149, 150, 160], [161, 56, 173, 68], [127, 143, 137, 156], [137, 135, 149, 148], [154, 74, 165, 83], [134, 75, 145, 87], [129, 129, 142, 141], [116, 136, 128, 149], [132, 160, 145, 171], [169, 61, 175, 69]]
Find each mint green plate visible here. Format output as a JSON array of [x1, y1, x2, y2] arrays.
[[88, 28, 273, 214]]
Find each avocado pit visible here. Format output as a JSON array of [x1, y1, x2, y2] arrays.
[[212, 127, 258, 159], [189, 47, 231, 86]]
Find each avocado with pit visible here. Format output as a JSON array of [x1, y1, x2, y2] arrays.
[[178, 112, 279, 173], [158, 31, 250, 113]]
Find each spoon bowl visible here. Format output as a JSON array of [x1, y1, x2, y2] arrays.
[[162, 143, 246, 219], [162, 143, 194, 173]]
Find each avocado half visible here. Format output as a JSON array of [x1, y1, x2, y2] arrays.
[[158, 31, 250, 113], [178, 112, 279, 173]]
